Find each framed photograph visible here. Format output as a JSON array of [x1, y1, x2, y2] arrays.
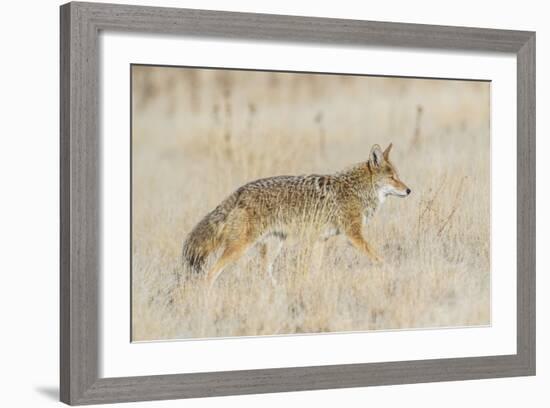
[[60, 1, 535, 405]]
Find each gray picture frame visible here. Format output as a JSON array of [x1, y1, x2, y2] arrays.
[[60, 1, 536, 405]]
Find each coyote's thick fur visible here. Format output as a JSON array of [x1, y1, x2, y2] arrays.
[[182, 143, 410, 287]]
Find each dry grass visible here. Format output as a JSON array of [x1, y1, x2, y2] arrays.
[[131, 66, 490, 341]]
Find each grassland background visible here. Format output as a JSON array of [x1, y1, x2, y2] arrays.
[[131, 66, 490, 341]]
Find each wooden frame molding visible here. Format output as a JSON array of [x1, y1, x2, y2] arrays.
[[60, 2, 535, 405]]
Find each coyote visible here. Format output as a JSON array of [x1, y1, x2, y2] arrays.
[[182, 143, 410, 287]]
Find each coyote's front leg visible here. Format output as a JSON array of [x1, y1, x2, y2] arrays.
[[344, 222, 383, 264]]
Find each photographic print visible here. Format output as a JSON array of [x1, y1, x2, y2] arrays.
[[131, 65, 490, 342]]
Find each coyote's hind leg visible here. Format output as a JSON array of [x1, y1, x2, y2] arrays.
[[258, 237, 284, 284], [205, 236, 254, 289], [205, 210, 258, 289]]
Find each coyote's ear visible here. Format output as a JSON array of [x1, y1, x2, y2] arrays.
[[383, 143, 393, 160], [369, 144, 385, 168]]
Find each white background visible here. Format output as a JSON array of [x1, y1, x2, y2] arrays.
[[0, 0, 546, 407]]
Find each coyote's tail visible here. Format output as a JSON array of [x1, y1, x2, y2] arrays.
[[181, 216, 222, 276], [181, 193, 239, 278]]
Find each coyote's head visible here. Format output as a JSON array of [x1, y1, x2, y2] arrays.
[[368, 143, 411, 202]]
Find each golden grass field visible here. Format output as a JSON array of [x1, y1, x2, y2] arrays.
[[131, 66, 490, 341]]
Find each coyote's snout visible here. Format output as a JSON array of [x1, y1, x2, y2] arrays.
[[181, 143, 410, 287]]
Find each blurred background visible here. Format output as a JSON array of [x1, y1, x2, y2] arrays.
[[131, 65, 490, 341]]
